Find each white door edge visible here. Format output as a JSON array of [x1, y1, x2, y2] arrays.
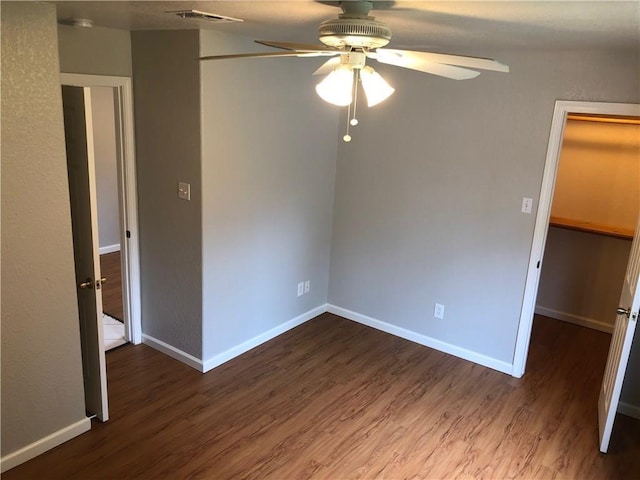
[[512, 100, 640, 378], [60, 73, 142, 345]]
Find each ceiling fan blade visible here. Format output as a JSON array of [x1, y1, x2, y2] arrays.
[[377, 48, 509, 73], [255, 40, 340, 52], [369, 50, 480, 80], [200, 51, 336, 61], [313, 57, 342, 75]]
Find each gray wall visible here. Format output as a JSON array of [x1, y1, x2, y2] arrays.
[[91, 87, 121, 251], [58, 24, 132, 76], [329, 48, 640, 365], [131, 30, 203, 358], [537, 228, 631, 329], [199, 31, 338, 360], [1, 1, 87, 456]]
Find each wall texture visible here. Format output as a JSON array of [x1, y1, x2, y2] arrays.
[[1, 0, 88, 458], [537, 228, 631, 330], [328, 48, 640, 367], [131, 30, 203, 358], [199, 31, 338, 361], [91, 87, 121, 251], [58, 24, 132, 77]]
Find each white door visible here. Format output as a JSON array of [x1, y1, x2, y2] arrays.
[[62, 86, 109, 421], [598, 217, 640, 452]]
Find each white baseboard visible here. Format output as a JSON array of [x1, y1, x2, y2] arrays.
[[0, 417, 91, 473], [143, 305, 327, 374], [535, 306, 613, 334], [142, 334, 203, 371], [327, 304, 513, 376], [99, 244, 120, 255], [618, 401, 640, 420], [202, 305, 327, 372]]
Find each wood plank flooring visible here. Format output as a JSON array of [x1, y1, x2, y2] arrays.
[[5, 314, 639, 479], [99, 251, 123, 320]]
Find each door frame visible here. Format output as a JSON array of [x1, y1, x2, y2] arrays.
[[61, 73, 142, 345], [512, 100, 640, 378]]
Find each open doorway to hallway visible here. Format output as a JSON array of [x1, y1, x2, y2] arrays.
[[61, 73, 141, 421], [91, 85, 127, 351]]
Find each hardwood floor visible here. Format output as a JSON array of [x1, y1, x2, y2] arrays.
[[5, 314, 639, 479], [99, 251, 123, 320]]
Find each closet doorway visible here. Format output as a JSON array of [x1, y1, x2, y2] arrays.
[[536, 114, 639, 334], [514, 100, 640, 453]]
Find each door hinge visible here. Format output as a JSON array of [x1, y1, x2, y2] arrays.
[[126, 230, 131, 238]]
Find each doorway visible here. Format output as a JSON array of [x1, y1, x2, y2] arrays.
[[61, 73, 141, 346], [513, 101, 640, 451], [514, 101, 640, 377], [535, 114, 639, 335], [61, 74, 141, 420], [91, 85, 127, 350]]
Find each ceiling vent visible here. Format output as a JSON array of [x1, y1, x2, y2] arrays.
[[168, 10, 243, 24]]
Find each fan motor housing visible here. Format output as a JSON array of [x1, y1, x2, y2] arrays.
[[319, 18, 392, 49]]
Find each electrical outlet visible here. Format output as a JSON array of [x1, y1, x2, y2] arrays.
[[297, 282, 304, 297], [521, 197, 533, 214], [434, 303, 445, 319], [304, 280, 310, 294]]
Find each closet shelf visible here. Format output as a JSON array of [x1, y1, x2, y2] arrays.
[[549, 216, 634, 239]]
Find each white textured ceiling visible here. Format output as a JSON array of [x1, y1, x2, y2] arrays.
[[52, 1, 640, 51]]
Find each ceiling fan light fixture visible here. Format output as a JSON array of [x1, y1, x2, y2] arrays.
[[316, 67, 354, 106], [360, 67, 395, 107]]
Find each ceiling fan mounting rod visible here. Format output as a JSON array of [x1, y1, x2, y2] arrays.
[[340, 1, 374, 18], [319, 1, 391, 49]]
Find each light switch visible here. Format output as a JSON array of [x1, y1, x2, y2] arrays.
[[521, 197, 533, 214], [178, 182, 191, 201]]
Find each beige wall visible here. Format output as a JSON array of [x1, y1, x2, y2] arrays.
[[552, 120, 640, 231], [58, 24, 132, 76], [1, 0, 87, 458]]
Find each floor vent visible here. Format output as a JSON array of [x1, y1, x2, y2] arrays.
[[168, 10, 243, 23]]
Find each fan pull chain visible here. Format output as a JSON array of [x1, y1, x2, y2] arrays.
[[344, 99, 352, 142], [351, 69, 360, 126], [343, 69, 360, 143]]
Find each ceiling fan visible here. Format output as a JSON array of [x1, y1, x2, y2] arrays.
[[200, 0, 509, 141]]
